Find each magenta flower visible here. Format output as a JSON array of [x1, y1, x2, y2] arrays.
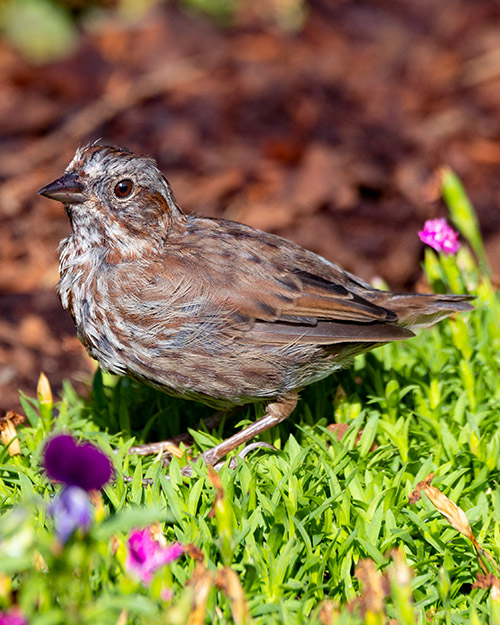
[[418, 218, 460, 255], [0, 609, 28, 625], [42, 434, 113, 491], [126, 527, 184, 585]]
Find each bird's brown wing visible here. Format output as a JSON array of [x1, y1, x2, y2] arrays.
[[160, 218, 415, 346]]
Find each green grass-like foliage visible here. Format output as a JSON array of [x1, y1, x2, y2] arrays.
[[1, 171, 500, 624]]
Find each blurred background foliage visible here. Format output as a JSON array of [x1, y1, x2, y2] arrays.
[[0, 0, 306, 64]]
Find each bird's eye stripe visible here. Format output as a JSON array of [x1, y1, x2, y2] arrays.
[[114, 179, 134, 198]]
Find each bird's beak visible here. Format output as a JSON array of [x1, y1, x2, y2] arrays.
[[38, 172, 85, 204]]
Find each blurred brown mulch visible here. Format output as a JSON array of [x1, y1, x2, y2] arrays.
[[2, 0, 500, 413]]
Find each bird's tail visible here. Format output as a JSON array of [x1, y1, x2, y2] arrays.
[[371, 292, 474, 329]]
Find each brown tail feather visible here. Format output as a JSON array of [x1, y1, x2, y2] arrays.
[[372, 293, 474, 329]]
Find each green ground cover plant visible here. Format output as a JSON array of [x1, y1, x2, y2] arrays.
[[1, 169, 500, 624]]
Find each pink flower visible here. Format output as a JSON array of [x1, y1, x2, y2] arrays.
[[126, 527, 184, 585], [0, 609, 28, 625], [418, 218, 460, 255]]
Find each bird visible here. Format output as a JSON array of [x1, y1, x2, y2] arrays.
[[38, 144, 473, 466]]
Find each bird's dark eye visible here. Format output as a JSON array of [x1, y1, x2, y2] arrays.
[[114, 179, 134, 198]]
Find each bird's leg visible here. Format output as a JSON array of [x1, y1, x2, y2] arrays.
[[200, 392, 298, 467], [129, 408, 241, 456], [128, 394, 298, 474]]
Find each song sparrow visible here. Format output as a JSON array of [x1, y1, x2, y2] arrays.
[[38, 144, 472, 465]]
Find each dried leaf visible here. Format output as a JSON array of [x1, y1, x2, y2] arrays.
[[0, 411, 22, 456], [391, 549, 412, 587], [408, 473, 434, 505], [164, 441, 185, 459], [207, 465, 224, 519], [492, 582, 500, 602], [421, 480, 473, 540], [215, 568, 250, 625], [1, 410, 24, 427], [407, 488, 422, 505], [327, 423, 378, 451], [473, 573, 500, 590], [185, 543, 205, 563], [116, 609, 128, 625], [318, 601, 338, 625], [355, 559, 386, 617], [150, 522, 168, 548], [411, 473, 500, 575], [186, 564, 213, 625]]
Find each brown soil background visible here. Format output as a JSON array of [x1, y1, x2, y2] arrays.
[[2, 0, 500, 413]]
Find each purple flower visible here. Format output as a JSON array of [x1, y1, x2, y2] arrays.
[[126, 527, 184, 585], [48, 485, 92, 543], [418, 218, 460, 255], [43, 434, 113, 543], [42, 434, 113, 491], [0, 609, 28, 625]]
